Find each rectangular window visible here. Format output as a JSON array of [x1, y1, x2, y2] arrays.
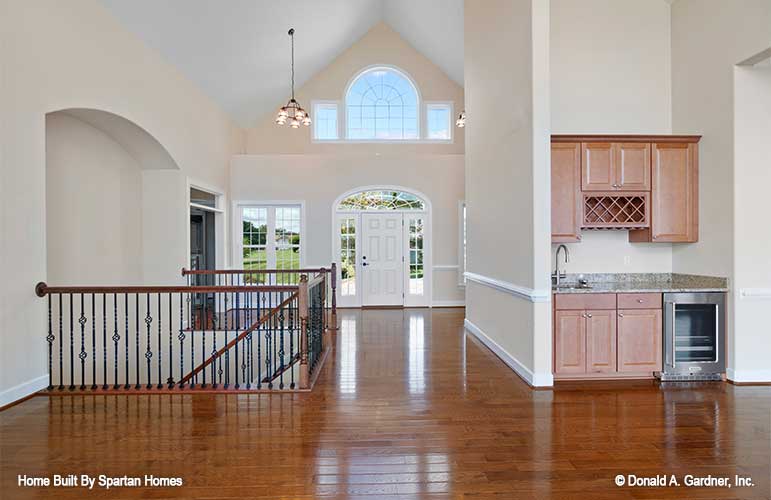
[[240, 205, 302, 283], [408, 218, 424, 296], [426, 103, 452, 141], [313, 102, 338, 140]]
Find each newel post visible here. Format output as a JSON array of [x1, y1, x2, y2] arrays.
[[330, 263, 338, 331], [298, 274, 310, 389]]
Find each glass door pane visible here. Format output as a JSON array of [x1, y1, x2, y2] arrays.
[[408, 218, 424, 296], [674, 304, 718, 363], [339, 217, 357, 297]]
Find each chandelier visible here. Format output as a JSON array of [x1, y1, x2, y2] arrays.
[[455, 110, 466, 128], [275, 28, 310, 128]]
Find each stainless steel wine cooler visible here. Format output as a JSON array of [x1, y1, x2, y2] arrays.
[[660, 292, 725, 381]]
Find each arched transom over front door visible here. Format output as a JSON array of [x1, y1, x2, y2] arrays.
[[334, 187, 431, 308]]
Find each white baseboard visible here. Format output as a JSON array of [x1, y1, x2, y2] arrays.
[[0, 374, 48, 408], [464, 318, 553, 387], [432, 300, 465, 307], [727, 368, 771, 383]]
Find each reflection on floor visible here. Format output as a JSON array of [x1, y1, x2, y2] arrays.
[[1, 308, 770, 499]]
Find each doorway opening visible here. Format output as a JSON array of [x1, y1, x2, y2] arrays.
[[334, 187, 431, 308]]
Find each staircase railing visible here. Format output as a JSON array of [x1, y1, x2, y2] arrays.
[[182, 263, 338, 332], [34, 271, 331, 394]]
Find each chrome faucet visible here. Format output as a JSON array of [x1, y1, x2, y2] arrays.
[[553, 244, 570, 287]]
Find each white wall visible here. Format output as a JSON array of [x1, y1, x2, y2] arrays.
[[464, 0, 552, 386], [0, 0, 242, 406], [549, 0, 674, 275], [732, 63, 771, 382], [46, 113, 144, 285], [231, 154, 465, 305]]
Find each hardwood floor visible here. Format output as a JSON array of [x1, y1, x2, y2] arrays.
[[2, 308, 770, 499]]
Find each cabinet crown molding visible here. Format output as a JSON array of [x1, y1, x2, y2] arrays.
[[551, 134, 702, 144]]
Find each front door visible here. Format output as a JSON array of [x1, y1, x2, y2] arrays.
[[361, 213, 403, 306]]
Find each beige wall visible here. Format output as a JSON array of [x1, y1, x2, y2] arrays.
[[231, 154, 465, 305], [550, 0, 674, 275], [0, 0, 242, 405], [245, 23, 465, 155], [464, 0, 552, 386], [732, 63, 771, 382], [671, 0, 770, 279], [671, 0, 771, 382], [46, 113, 144, 285]]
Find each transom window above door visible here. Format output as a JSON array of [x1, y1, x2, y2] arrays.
[[338, 190, 425, 211]]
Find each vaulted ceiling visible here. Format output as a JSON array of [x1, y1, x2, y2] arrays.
[[100, 0, 464, 127]]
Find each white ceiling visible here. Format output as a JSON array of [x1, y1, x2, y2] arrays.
[[100, 0, 464, 127]]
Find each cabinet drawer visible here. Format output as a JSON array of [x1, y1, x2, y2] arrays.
[[617, 293, 662, 310], [554, 293, 616, 310]]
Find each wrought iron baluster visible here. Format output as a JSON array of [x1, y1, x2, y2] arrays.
[[124, 294, 129, 389], [289, 294, 295, 389], [178, 292, 185, 388], [189, 291, 195, 388], [144, 294, 153, 389], [102, 294, 107, 390], [68, 294, 74, 390], [279, 291, 285, 389], [46, 295, 54, 390], [135, 293, 140, 389], [168, 293, 174, 388], [256, 288, 262, 389], [91, 293, 96, 390], [59, 294, 63, 390], [113, 293, 119, 389], [157, 293, 163, 389], [201, 291, 206, 388], [234, 287, 239, 389], [78, 293, 87, 390]]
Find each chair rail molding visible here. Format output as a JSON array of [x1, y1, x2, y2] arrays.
[[464, 272, 551, 303], [738, 288, 771, 300]]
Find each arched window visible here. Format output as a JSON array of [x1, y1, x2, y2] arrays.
[[337, 190, 426, 211], [345, 67, 419, 140]]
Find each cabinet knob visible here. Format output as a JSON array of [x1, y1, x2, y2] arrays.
[[637, 299, 644, 303], [586, 313, 593, 318], [618, 313, 624, 318]]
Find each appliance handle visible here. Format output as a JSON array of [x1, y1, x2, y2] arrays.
[[714, 303, 719, 364], [667, 302, 676, 368]]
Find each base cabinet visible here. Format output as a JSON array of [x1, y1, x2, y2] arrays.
[[586, 310, 617, 373], [554, 293, 662, 380], [617, 309, 662, 373], [554, 310, 586, 374]]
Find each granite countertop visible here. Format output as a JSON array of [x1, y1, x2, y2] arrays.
[[552, 273, 729, 294]]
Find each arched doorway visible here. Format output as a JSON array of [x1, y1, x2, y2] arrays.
[[333, 186, 432, 307]]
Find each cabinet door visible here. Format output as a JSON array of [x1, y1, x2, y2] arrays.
[[554, 310, 586, 374], [615, 143, 651, 191], [581, 143, 615, 191], [551, 142, 582, 242], [585, 310, 617, 373], [617, 309, 662, 373], [650, 143, 698, 242]]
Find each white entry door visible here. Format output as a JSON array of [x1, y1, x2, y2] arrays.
[[361, 213, 403, 306]]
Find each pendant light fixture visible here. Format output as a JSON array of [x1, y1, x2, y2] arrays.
[[275, 28, 310, 128], [455, 110, 466, 128]]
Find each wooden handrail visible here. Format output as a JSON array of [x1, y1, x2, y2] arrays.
[[35, 282, 297, 297], [181, 267, 330, 276], [179, 291, 300, 385]]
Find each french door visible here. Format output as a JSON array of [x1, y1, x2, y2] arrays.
[[335, 212, 429, 308]]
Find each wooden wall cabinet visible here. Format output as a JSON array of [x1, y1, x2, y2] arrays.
[[553, 292, 662, 380], [629, 142, 698, 243], [551, 142, 582, 242], [551, 135, 700, 243]]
